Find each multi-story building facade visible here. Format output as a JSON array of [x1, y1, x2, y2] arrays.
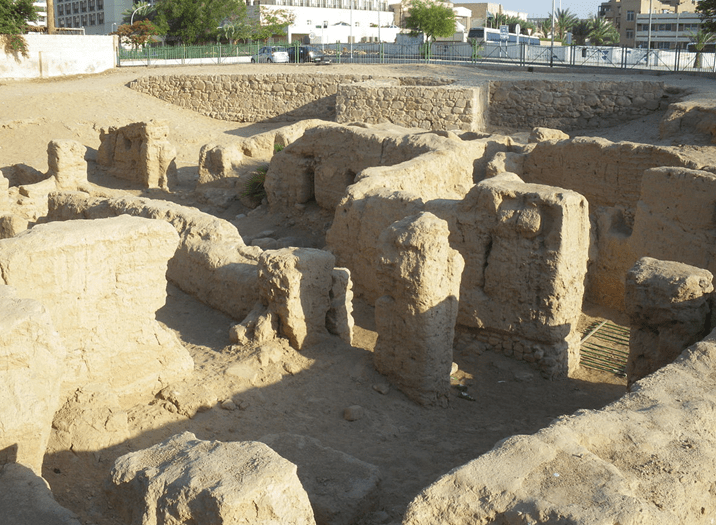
[[597, 0, 697, 47], [54, 0, 129, 35], [635, 11, 706, 49], [28, 0, 48, 29], [452, 2, 528, 29], [54, 0, 399, 40], [254, 0, 401, 43]]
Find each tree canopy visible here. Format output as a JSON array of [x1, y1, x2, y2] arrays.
[[586, 16, 619, 45], [153, 0, 243, 44], [689, 28, 716, 67], [0, 0, 37, 56], [549, 8, 578, 40], [252, 7, 295, 41], [113, 19, 160, 48], [697, 0, 716, 33], [121, 1, 157, 25], [219, 6, 294, 43], [403, 0, 456, 42]]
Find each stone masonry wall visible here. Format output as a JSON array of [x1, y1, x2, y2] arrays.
[[129, 74, 373, 122], [335, 79, 488, 131], [131, 75, 665, 133], [490, 80, 665, 130]]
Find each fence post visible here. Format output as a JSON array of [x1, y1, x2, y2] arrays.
[[674, 46, 679, 72]]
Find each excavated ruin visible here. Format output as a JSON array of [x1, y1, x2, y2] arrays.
[[2, 71, 716, 524]]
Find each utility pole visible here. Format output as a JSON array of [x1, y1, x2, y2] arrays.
[[550, 0, 555, 66], [46, 0, 56, 34]]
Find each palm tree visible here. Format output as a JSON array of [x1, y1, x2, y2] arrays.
[[536, 18, 552, 39], [489, 12, 509, 29], [571, 19, 590, 45], [587, 16, 620, 46], [690, 29, 716, 68], [550, 8, 578, 41]]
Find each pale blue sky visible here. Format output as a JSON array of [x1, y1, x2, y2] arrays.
[[455, 0, 600, 20]]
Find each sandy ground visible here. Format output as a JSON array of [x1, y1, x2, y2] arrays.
[[2, 62, 715, 525]]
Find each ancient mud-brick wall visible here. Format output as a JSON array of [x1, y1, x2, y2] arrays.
[[404, 328, 716, 524], [335, 79, 488, 131], [489, 80, 664, 130], [129, 74, 373, 122], [522, 138, 700, 222]]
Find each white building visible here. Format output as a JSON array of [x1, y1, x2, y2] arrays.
[[635, 11, 706, 49], [253, 0, 402, 44], [28, 0, 48, 28]]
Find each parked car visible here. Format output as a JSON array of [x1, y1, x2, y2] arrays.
[[287, 45, 331, 64], [251, 46, 289, 63]]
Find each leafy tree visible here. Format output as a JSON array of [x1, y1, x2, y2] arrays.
[[488, 12, 509, 29], [535, 18, 552, 39], [154, 0, 243, 44], [403, 0, 456, 42], [220, 3, 252, 44], [587, 16, 619, 45], [571, 19, 591, 45], [251, 7, 295, 41], [121, 1, 156, 25], [114, 19, 160, 48], [697, 0, 716, 33], [515, 18, 536, 35], [690, 28, 716, 67], [550, 8, 578, 40], [0, 0, 37, 56]]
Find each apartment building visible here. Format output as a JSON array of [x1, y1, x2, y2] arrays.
[[28, 0, 48, 29], [597, 0, 697, 47], [54, 0, 129, 35], [635, 11, 706, 48], [254, 0, 400, 43], [452, 2, 528, 29]]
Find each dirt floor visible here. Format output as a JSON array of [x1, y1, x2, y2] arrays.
[[2, 63, 715, 525]]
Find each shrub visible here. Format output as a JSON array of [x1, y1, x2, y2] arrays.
[[242, 165, 267, 200]]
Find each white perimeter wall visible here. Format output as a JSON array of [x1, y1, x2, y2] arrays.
[[0, 34, 116, 80]]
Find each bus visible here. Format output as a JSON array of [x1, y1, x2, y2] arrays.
[[468, 27, 540, 46]]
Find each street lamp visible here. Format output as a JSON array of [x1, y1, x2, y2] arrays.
[[131, 3, 146, 25]]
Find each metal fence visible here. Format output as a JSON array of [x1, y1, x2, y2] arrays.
[[117, 41, 716, 73]]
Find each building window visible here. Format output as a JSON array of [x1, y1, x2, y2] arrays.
[[73, 2, 78, 13], [81, 0, 86, 11], [58, 4, 63, 14], [89, 0, 94, 9], [626, 10, 634, 21], [626, 28, 634, 38], [89, 13, 95, 24], [97, 0, 102, 7], [74, 15, 79, 25], [98, 11, 103, 23], [81, 14, 87, 24]]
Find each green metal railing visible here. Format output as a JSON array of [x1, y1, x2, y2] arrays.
[[117, 41, 716, 73]]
